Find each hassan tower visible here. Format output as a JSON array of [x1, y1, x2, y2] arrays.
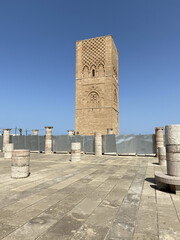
[[75, 35, 119, 135]]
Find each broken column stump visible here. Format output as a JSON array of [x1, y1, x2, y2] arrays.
[[11, 149, 30, 178], [71, 142, 81, 162]]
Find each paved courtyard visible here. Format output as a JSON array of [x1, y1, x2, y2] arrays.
[[0, 152, 180, 240]]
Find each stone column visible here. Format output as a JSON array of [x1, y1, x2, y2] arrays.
[[155, 127, 164, 156], [45, 126, 53, 154], [95, 132, 102, 156], [107, 128, 113, 135], [71, 142, 81, 162], [158, 146, 166, 166], [165, 125, 180, 177], [4, 143, 14, 159], [11, 149, 30, 178], [33, 129, 39, 135], [67, 130, 74, 136], [3, 129, 11, 152]]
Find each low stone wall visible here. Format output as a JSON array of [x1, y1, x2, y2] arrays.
[[0, 134, 158, 155]]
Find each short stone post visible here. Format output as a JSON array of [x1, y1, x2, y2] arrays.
[[71, 142, 81, 162], [45, 126, 53, 154], [165, 125, 180, 177], [11, 149, 30, 178], [95, 132, 102, 156], [33, 129, 39, 135], [67, 130, 74, 136], [107, 128, 113, 135], [158, 146, 166, 166], [3, 129, 11, 152], [155, 127, 164, 156], [4, 143, 14, 159]]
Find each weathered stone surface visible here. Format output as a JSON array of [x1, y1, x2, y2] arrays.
[[155, 172, 180, 185], [71, 142, 81, 162], [75, 35, 119, 135], [106, 161, 148, 240], [45, 126, 53, 154], [107, 128, 113, 135], [95, 132, 102, 156], [0, 153, 178, 239], [155, 127, 164, 156], [167, 160, 180, 176], [165, 125, 180, 177], [11, 149, 30, 178], [165, 124, 180, 145], [3, 129, 11, 152], [4, 143, 14, 160], [0, 222, 16, 239]]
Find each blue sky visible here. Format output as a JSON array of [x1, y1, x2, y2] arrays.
[[0, 0, 180, 135]]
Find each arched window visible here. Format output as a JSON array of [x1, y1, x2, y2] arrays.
[[90, 65, 96, 77], [83, 65, 89, 78], [92, 69, 95, 77], [88, 91, 99, 108], [98, 64, 105, 77]]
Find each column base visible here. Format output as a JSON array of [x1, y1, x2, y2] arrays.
[[155, 172, 180, 194]]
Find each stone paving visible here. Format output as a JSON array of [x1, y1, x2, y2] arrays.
[[0, 152, 180, 240]]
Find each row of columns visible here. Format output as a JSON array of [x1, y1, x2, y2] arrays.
[[2, 128, 39, 152], [155, 125, 180, 176], [155, 124, 180, 194], [2, 127, 166, 157], [2, 127, 53, 154], [2, 127, 113, 155], [2, 127, 103, 156]]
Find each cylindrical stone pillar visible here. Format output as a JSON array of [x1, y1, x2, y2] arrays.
[[67, 130, 74, 136], [11, 149, 30, 178], [158, 146, 166, 166], [33, 129, 39, 135], [155, 127, 164, 156], [71, 142, 81, 162], [107, 128, 113, 135], [45, 126, 53, 154], [95, 132, 102, 156], [3, 129, 11, 152], [4, 143, 14, 159], [165, 125, 180, 177]]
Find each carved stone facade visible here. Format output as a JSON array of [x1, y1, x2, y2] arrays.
[[75, 35, 119, 135]]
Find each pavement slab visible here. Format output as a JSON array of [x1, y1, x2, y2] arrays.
[[0, 153, 179, 239]]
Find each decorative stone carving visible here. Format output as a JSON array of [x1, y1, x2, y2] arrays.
[[88, 91, 99, 108], [82, 36, 105, 70]]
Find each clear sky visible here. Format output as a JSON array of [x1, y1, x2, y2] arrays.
[[0, 0, 180, 135]]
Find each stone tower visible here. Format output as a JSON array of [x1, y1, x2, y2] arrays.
[[75, 35, 119, 135]]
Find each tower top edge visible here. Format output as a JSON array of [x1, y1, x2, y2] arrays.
[[76, 35, 113, 43]]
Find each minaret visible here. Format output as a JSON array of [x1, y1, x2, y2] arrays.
[[75, 35, 119, 135]]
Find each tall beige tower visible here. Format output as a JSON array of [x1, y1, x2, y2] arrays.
[[75, 35, 119, 135]]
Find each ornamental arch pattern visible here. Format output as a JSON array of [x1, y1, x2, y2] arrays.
[[87, 90, 100, 108], [82, 65, 89, 78], [82, 37, 105, 72]]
